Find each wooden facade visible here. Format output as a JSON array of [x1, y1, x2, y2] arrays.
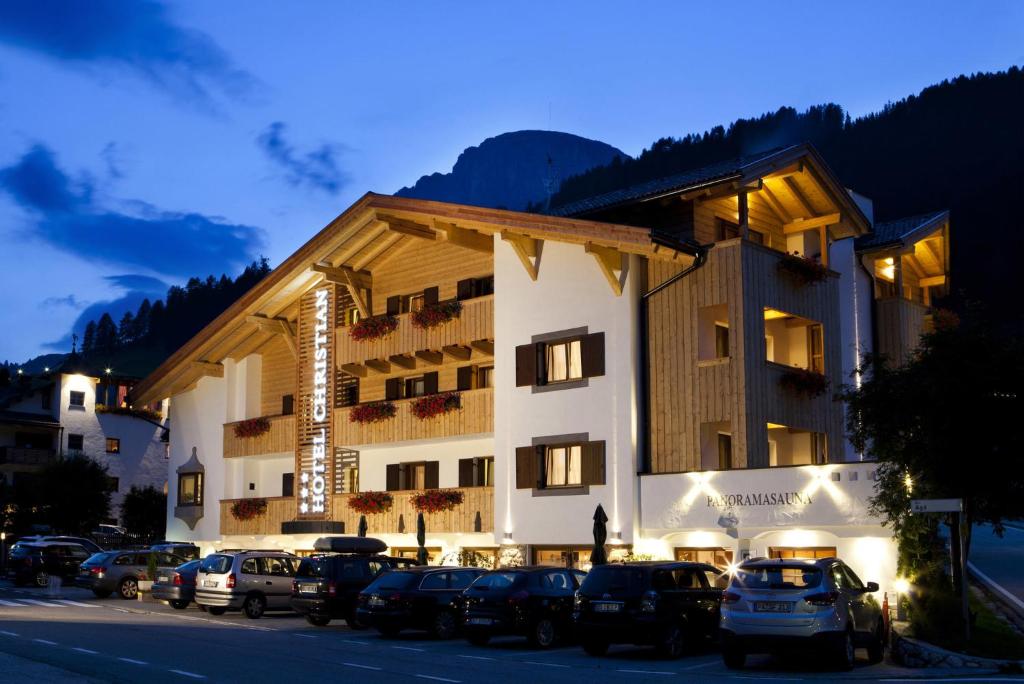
[[335, 387, 493, 447], [875, 296, 930, 366], [223, 414, 295, 458]]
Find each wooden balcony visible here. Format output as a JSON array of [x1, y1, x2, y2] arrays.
[[335, 387, 493, 447], [0, 447, 56, 466], [335, 295, 493, 367], [219, 487, 494, 537], [222, 415, 295, 458]]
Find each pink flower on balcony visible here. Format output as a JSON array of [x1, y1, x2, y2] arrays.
[[348, 491, 394, 514], [233, 417, 271, 439], [411, 301, 462, 329], [230, 498, 267, 521], [350, 315, 399, 341], [411, 488, 464, 513], [410, 392, 461, 420], [350, 401, 397, 424]]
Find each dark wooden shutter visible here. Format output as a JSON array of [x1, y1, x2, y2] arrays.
[[385, 378, 401, 400], [458, 458, 474, 487], [580, 332, 605, 378], [386, 464, 400, 491], [457, 366, 475, 391], [456, 278, 474, 301], [423, 286, 439, 306], [425, 461, 440, 489], [515, 447, 538, 489], [386, 296, 401, 315], [424, 372, 439, 395], [282, 473, 294, 497], [281, 394, 294, 416], [581, 441, 606, 485], [515, 343, 537, 387]]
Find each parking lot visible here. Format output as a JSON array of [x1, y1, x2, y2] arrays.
[[0, 581, 1019, 683]]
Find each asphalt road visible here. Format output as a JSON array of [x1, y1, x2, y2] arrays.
[[970, 523, 1024, 610], [0, 582, 1019, 683]]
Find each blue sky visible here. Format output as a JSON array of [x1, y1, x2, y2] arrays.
[[0, 0, 1021, 362]]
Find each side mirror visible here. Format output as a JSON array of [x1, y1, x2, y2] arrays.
[[865, 581, 879, 592]]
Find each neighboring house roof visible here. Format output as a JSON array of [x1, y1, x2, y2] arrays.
[[0, 409, 60, 429], [856, 210, 949, 252]]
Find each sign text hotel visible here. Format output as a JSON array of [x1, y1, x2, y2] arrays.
[[299, 288, 331, 515]]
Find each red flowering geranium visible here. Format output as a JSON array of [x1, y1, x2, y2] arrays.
[[348, 491, 394, 515], [350, 401, 397, 424], [410, 392, 461, 420], [230, 498, 268, 521], [233, 417, 271, 439], [411, 489, 464, 513], [411, 301, 462, 329], [779, 367, 830, 398], [350, 315, 399, 341], [777, 252, 829, 285]]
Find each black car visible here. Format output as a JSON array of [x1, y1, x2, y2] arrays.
[[15, 536, 104, 555], [357, 566, 486, 639], [152, 559, 201, 609], [150, 542, 200, 561], [290, 537, 416, 627], [574, 561, 725, 659], [8, 542, 92, 587], [462, 566, 587, 648]]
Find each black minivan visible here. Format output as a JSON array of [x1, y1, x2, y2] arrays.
[[575, 562, 725, 658]]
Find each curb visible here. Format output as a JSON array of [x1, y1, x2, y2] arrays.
[[891, 623, 1024, 672]]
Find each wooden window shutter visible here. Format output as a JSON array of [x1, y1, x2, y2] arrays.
[[424, 371, 439, 395], [581, 440, 606, 485], [457, 365, 475, 391], [458, 458, 474, 487], [580, 332, 605, 378], [456, 278, 474, 301], [423, 286, 439, 306], [386, 296, 401, 316], [386, 464, 400, 491], [425, 461, 440, 489], [515, 446, 538, 489], [385, 378, 401, 401], [515, 344, 535, 387]]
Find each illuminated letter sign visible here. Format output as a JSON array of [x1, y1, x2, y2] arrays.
[[300, 288, 331, 515]]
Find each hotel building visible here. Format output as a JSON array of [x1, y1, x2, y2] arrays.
[[133, 143, 949, 589]]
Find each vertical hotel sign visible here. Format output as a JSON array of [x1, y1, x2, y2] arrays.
[[297, 286, 334, 517]]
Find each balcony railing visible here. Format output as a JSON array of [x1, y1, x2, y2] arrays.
[[0, 446, 57, 466], [335, 295, 493, 367], [335, 387, 493, 447], [222, 415, 296, 458], [219, 487, 494, 537]]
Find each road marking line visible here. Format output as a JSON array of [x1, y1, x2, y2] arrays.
[[18, 599, 62, 607], [415, 676, 461, 683], [617, 669, 675, 675], [392, 646, 426, 652], [170, 670, 206, 679], [880, 680, 1024, 683], [295, 634, 317, 638], [456, 655, 494, 661], [523, 661, 569, 668], [682, 660, 719, 670], [32, 638, 58, 646], [340, 639, 369, 645], [0, 631, 19, 637], [118, 657, 149, 665], [72, 647, 99, 655], [343, 663, 382, 671], [54, 599, 99, 608]]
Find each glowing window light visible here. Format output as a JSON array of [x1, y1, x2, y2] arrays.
[[893, 577, 911, 594]]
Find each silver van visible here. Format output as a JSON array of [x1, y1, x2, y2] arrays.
[[195, 552, 300, 618]]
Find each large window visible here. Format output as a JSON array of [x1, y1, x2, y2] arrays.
[[675, 547, 734, 568], [69, 391, 85, 408], [544, 445, 582, 488], [386, 461, 439, 491], [516, 331, 604, 389], [178, 472, 203, 506], [769, 547, 836, 560], [545, 339, 582, 384]]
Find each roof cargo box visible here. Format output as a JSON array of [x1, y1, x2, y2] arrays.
[[313, 536, 387, 554]]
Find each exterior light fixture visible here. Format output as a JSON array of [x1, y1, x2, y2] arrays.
[[611, 531, 622, 541], [44, 367, 49, 372], [502, 532, 513, 543], [893, 577, 910, 594], [105, 368, 112, 375], [16, 369, 23, 375]]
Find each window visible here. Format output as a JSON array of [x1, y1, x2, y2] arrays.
[[105, 438, 120, 454], [449, 570, 478, 590], [420, 572, 449, 590], [516, 332, 604, 388], [335, 449, 359, 494], [68, 433, 84, 451], [393, 548, 440, 564], [477, 366, 493, 388], [386, 372, 436, 401], [69, 391, 85, 408], [717, 433, 732, 470], [405, 375, 427, 398], [282, 473, 294, 497], [769, 547, 837, 560], [386, 461, 438, 491], [108, 477, 119, 492], [546, 339, 582, 383], [282, 394, 294, 416], [532, 547, 589, 569], [459, 456, 494, 487], [241, 558, 258, 574], [457, 276, 494, 300], [715, 324, 729, 359], [405, 293, 425, 313], [716, 218, 739, 241], [748, 229, 766, 246], [544, 445, 582, 488], [259, 556, 296, 576], [675, 547, 734, 569], [342, 307, 361, 327], [178, 472, 203, 506], [808, 324, 824, 374]]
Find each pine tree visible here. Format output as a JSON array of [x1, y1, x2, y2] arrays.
[[94, 313, 118, 354], [81, 321, 97, 355], [132, 299, 151, 341], [118, 311, 135, 346]]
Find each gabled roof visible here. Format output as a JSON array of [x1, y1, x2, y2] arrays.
[[856, 210, 949, 252], [0, 409, 59, 429]]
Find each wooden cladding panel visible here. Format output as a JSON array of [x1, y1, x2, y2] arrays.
[[335, 387, 493, 447], [370, 241, 492, 315], [259, 336, 297, 417], [875, 297, 928, 366], [359, 362, 490, 403], [220, 497, 294, 536], [693, 195, 786, 250], [223, 415, 296, 458]]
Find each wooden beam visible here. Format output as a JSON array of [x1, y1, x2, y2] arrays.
[[783, 212, 841, 234], [389, 354, 417, 370], [191, 361, 223, 378], [681, 179, 761, 202], [737, 191, 750, 240], [470, 339, 494, 356], [340, 363, 368, 378], [584, 242, 625, 296], [309, 263, 371, 289], [920, 239, 944, 268], [918, 275, 947, 288], [764, 161, 804, 180], [415, 350, 443, 365], [442, 345, 472, 361], [376, 213, 436, 240], [501, 232, 540, 281], [818, 226, 829, 268], [246, 315, 298, 359], [783, 176, 815, 217], [332, 221, 386, 265], [904, 254, 926, 279], [352, 232, 402, 272], [435, 221, 493, 253], [760, 184, 793, 223], [365, 359, 392, 374]]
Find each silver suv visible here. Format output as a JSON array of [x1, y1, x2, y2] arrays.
[[195, 552, 300, 619], [720, 557, 885, 670]]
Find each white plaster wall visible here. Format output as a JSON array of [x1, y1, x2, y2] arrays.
[[494, 237, 639, 546], [358, 436, 494, 491], [224, 453, 293, 499], [832, 237, 874, 461], [224, 356, 262, 423]]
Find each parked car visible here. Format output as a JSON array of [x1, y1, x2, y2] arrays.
[[462, 566, 587, 648], [76, 550, 187, 599], [15, 536, 103, 555], [719, 557, 886, 670], [357, 566, 486, 639], [8, 542, 92, 587], [291, 536, 416, 628], [150, 542, 201, 561], [152, 559, 201, 609], [93, 524, 127, 536], [196, 551, 300, 618], [575, 561, 725, 658]]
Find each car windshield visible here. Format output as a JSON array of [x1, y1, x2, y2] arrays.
[[732, 565, 823, 590], [579, 565, 648, 595], [10, 545, 39, 558], [469, 572, 524, 590], [297, 557, 332, 578], [176, 560, 201, 572], [200, 555, 233, 574], [364, 572, 419, 593]]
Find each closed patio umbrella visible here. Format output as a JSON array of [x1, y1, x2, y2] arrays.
[[357, 515, 368, 537], [416, 512, 428, 565], [590, 504, 608, 566]]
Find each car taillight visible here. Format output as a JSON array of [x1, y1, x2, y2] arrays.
[[805, 591, 839, 606], [226, 573, 236, 589], [721, 591, 742, 604], [640, 590, 658, 613], [388, 593, 403, 603], [328, 581, 337, 597], [507, 590, 529, 606], [172, 573, 183, 586], [89, 566, 104, 575]]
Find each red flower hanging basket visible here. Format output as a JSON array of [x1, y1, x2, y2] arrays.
[[350, 401, 397, 424], [350, 315, 399, 341], [778, 368, 830, 397], [411, 301, 462, 329], [230, 498, 268, 521], [410, 392, 461, 420], [411, 489, 465, 514], [348, 491, 394, 515], [777, 252, 829, 285], [233, 417, 271, 439]]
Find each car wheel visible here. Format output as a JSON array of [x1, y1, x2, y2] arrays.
[[34, 572, 49, 588], [169, 600, 190, 610], [835, 629, 855, 670], [243, 594, 266, 619], [582, 639, 610, 657], [118, 577, 139, 600], [528, 618, 557, 648], [306, 614, 331, 627], [656, 623, 686, 659], [722, 643, 745, 669], [377, 625, 402, 638], [92, 589, 112, 599], [466, 632, 490, 647], [432, 610, 458, 640], [867, 619, 886, 664], [206, 606, 227, 616]]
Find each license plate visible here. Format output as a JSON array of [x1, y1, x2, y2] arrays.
[[593, 602, 622, 613], [157, 576, 169, 584], [467, 617, 493, 625], [368, 596, 386, 607], [299, 584, 319, 594], [203, 579, 217, 588], [754, 601, 793, 613]]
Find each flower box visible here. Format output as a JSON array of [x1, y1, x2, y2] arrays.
[[233, 417, 271, 439], [348, 491, 394, 515], [350, 401, 397, 424], [411, 488, 465, 514], [96, 404, 163, 421], [778, 367, 830, 398], [777, 252, 829, 285], [230, 498, 268, 521], [350, 315, 399, 341], [410, 392, 461, 420], [411, 301, 462, 329]]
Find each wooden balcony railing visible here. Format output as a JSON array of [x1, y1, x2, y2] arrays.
[[335, 387, 493, 447], [0, 447, 57, 466], [335, 295, 493, 367], [223, 414, 296, 458], [219, 487, 494, 537]]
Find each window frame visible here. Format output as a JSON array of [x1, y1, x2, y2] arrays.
[[67, 433, 84, 451], [177, 471, 204, 507], [714, 324, 730, 359], [105, 437, 120, 454], [717, 432, 733, 470], [544, 338, 583, 385], [69, 390, 86, 408], [542, 443, 583, 489]]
